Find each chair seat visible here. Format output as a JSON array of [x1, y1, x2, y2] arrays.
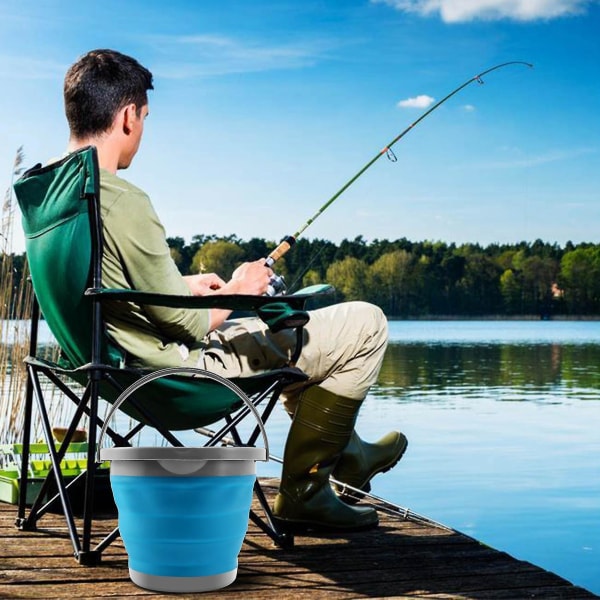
[[26, 355, 307, 430]]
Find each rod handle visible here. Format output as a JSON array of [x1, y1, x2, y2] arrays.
[[266, 235, 296, 266]]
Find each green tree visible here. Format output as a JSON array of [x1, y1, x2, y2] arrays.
[[326, 256, 368, 301], [457, 252, 503, 315], [240, 237, 271, 261], [500, 268, 521, 314], [169, 245, 183, 268], [520, 255, 557, 315], [559, 247, 600, 313], [368, 250, 412, 314], [440, 251, 465, 314], [301, 269, 322, 288], [191, 239, 245, 278]]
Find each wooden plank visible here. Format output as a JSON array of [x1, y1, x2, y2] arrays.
[[0, 484, 597, 600]]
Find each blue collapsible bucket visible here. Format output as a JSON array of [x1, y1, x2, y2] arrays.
[[98, 368, 269, 593]]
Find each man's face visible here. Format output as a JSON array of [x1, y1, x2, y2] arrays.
[[119, 103, 149, 169]]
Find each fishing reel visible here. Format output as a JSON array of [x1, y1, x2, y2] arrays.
[[266, 272, 286, 296], [264, 238, 293, 296]]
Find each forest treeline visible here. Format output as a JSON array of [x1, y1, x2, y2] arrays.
[[4, 235, 600, 318], [167, 234, 600, 318]]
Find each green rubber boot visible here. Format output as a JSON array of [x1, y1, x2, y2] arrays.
[[273, 386, 378, 532], [332, 431, 408, 503]]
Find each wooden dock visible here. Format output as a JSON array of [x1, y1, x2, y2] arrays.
[[0, 479, 597, 599]]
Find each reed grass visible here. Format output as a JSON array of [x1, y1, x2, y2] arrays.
[[0, 147, 32, 446], [0, 148, 66, 448], [0, 149, 124, 455]]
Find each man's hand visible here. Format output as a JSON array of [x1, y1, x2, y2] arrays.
[[183, 261, 274, 331], [183, 260, 273, 298], [183, 273, 227, 296], [229, 260, 273, 296]]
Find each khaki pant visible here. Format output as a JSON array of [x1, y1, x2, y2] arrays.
[[198, 301, 388, 413]]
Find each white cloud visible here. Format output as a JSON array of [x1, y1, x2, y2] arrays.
[[471, 146, 597, 169], [398, 94, 435, 108], [371, 0, 593, 22], [147, 34, 327, 78], [0, 54, 65, 80], [462, 104, 476, 112]]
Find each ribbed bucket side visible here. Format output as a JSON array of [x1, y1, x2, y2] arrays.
[[110, 472, 255, 581]]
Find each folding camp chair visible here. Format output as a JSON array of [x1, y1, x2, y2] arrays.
[[12, 146, 325, 565]]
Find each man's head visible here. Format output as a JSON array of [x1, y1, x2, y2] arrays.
[[64, 49, 153, 138], [64, 50, 153, 172]]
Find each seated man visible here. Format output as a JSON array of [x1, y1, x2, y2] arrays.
[[61, 49, 407, 531]]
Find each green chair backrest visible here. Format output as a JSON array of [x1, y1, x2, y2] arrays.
[[13, 147, 249, 430], [14, 147, 101, 369]]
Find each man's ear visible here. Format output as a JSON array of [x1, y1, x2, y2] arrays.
[[122, 104, 137, 135]]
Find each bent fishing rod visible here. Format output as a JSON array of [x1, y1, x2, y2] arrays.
[[265, 60, 533, 295]]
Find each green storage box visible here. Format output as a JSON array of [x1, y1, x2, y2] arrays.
[[0, 442, 113, 513]]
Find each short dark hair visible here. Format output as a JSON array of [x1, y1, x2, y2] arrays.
[[64, 49, 154, 138]]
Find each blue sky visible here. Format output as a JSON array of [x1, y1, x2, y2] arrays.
[[1, 0, 599, 254]]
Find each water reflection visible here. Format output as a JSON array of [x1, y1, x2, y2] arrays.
[[375, 342, 600, 403], [366, 322, 600, 595]]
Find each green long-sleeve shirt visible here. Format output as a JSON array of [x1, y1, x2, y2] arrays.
[[99, 170, 209, 367]]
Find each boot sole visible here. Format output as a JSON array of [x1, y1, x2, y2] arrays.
[[335, 434, 408, 504], [272, 515, 379, 535]]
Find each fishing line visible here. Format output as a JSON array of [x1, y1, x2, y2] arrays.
[[265, 61, 533, 294], [195, 425, 453, 530]]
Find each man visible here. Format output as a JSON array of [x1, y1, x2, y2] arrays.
[[63, 49, 407, 531]]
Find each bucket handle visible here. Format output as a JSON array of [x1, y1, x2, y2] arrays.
[[96, 367, 269, 463]]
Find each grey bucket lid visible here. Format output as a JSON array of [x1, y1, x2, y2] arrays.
[[100, 446, 267, 462]]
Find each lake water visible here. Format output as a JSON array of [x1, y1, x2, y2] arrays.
[[257, 320, 600, 596], [3, 319, 599, 594]]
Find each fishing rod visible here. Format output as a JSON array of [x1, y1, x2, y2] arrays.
[[195, 425, 453, 531], [268, 452, 455, 531], [265, 60, 533, 295]]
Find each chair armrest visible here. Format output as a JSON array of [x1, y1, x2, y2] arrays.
[[86, 285, 335, 364], [85, 287, 314, 311]]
